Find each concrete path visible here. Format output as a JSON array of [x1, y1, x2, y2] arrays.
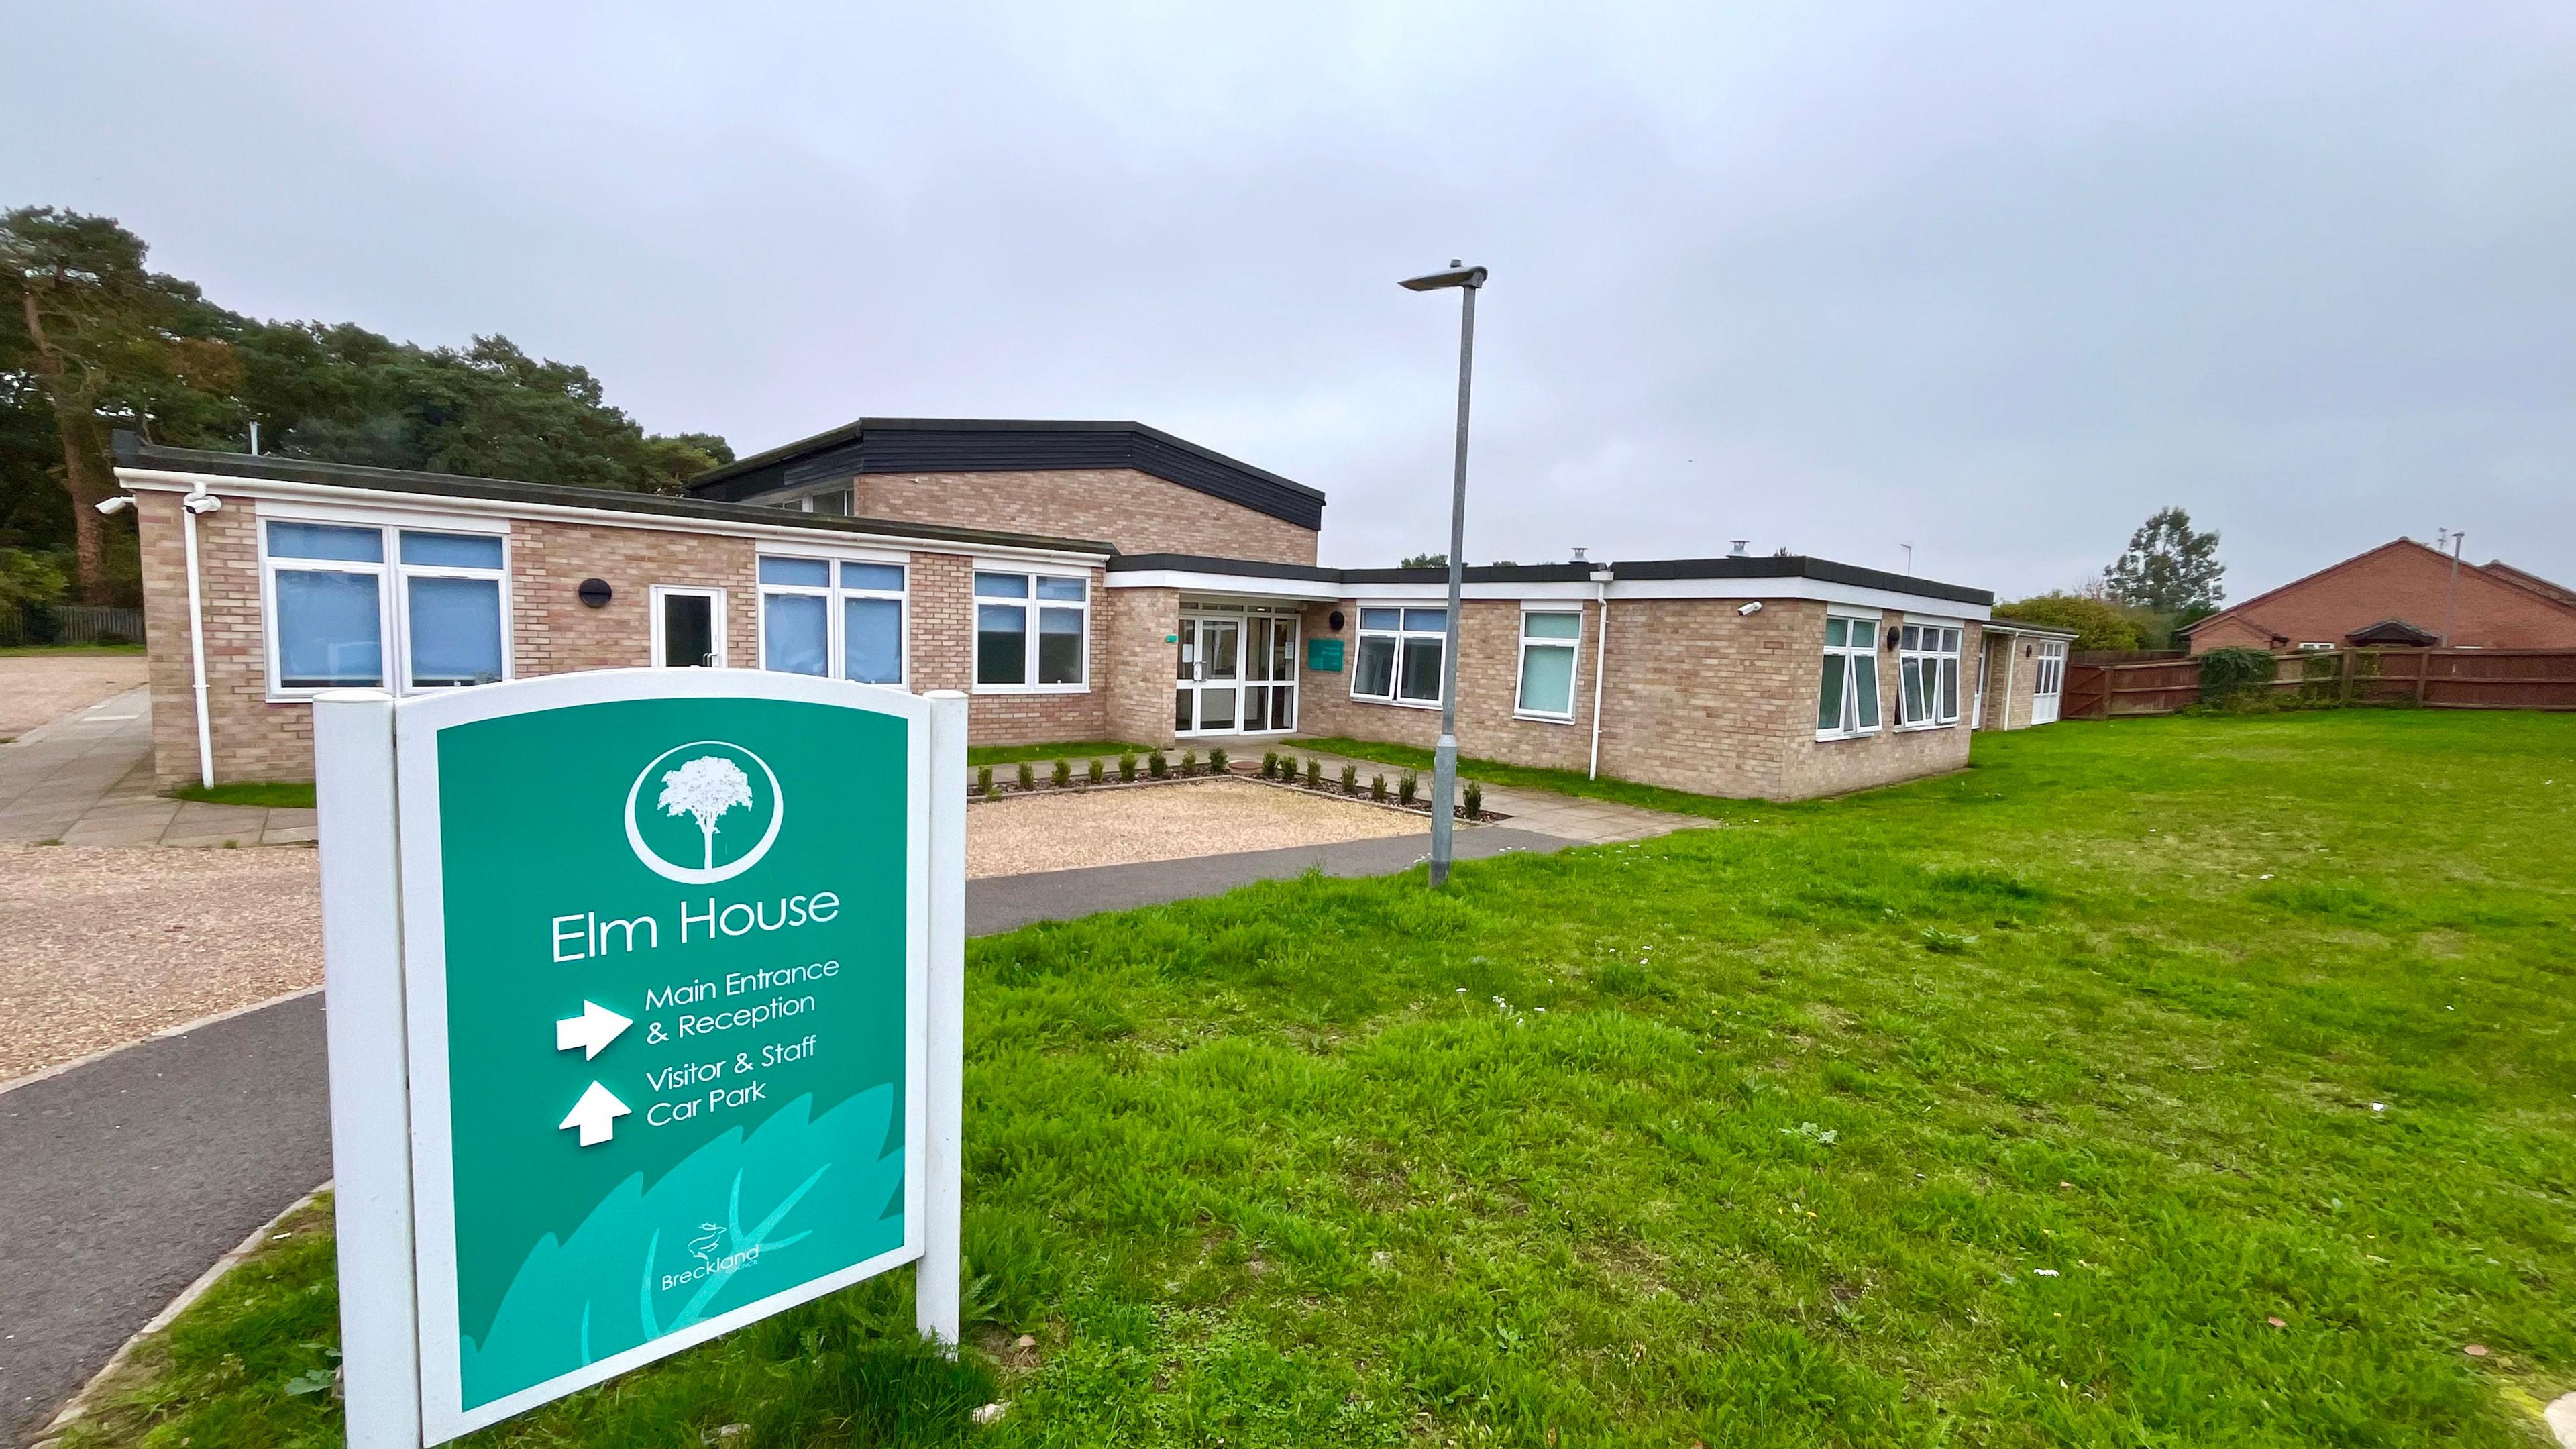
[[0, 824, 1578, 1442], [0, 690, 315, 847]]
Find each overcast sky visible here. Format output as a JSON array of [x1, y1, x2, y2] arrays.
[[13, 2, 2575, 596]]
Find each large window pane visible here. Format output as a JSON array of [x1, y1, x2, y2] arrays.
[[406, 576, 503, 687], [1037, 606, 1084, 684], [839, 561, 904, 592], [763, 592, 828, 675], [1524, 612, 1580, 641], [1519, 643, 1576, 716], [1399, 636, 1444, 702], [1939, 656, 1960, 720], [1355, 636, 1396, 698], [268, 521, 383, 564], [974, 572, 1028, 599], [1817, 653, 1848, 731], [1403, 608, 1448, 633], [759, 556, 830, 588], [1036, 576, 1086, 601], [398, 531, 504, 569], [843, 597, 902, 683], [1854, 655, 1880, 725], [977, 603, 1027, 684], [276, 569, 383, 687]]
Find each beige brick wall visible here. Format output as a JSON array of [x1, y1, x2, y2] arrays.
[[1103, 588, 1181, 747], [135, 498, 1118, 785], [1975, 633, 2051, 731], [1293, 598, 1599, 771], [853, 469, 1318, 566]]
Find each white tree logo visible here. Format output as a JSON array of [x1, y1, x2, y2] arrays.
[[658, 756, 754, 871], [624, 741, 785, 884]]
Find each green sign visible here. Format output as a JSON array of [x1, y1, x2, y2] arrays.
[[1306, 637, 1345, 672], [319, 672, 961, 1445]]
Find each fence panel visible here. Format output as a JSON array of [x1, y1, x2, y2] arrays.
[[0, 603, 144, 647], [2060, 647, 2576, 718]]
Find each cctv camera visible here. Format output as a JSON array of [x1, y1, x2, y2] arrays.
[[182, 492, 222, 515], [95, 496, 136, 515], [1737, 601, 1763, 616]]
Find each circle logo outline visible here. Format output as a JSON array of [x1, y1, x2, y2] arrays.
[[624, 740, 786, 884]]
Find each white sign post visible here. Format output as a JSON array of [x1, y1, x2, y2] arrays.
[[314, 672, 967, 1446]]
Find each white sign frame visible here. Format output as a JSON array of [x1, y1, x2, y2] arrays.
[[315, 669, 968, 1448]]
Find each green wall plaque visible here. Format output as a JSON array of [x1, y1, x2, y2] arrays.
[[1306, 637, 1346, 672]]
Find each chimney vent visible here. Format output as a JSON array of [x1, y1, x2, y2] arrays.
[[1728, 540, 1749, 557], [1570, 547, 1588, 563]]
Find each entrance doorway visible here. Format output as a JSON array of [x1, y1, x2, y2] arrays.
[[652, 586, 724, 668], [1175, 610, 1297, 735], [2031, 639, 2066, 724]]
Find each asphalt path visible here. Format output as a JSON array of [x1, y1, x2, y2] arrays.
[[0, 824, 1568, 1442]]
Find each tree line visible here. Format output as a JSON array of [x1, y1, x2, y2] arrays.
[[2, 206, 731, 606], [1996, 506, 2227, 651]]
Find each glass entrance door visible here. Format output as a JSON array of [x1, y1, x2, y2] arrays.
[[1174, 616, 1242, 733], [1242, 616, 1297, 732]]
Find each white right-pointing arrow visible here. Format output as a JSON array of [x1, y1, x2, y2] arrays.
[[559, 1081, 631, 1147], [555, 1000, 633, 1061]]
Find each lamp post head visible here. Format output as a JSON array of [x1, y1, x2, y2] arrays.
[[1400, 258, 1487, 291]]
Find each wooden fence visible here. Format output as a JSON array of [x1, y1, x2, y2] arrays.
[[0, 603, 144, 647], [2060, 647, 2576, 720]]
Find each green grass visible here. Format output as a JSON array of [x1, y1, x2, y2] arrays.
[[168, 780, 316, 810], [64, 712, 2576, 1446], [0, 641, 144, 655], [967, 740, 1154, 767], [1292, 734, 1754, 819]]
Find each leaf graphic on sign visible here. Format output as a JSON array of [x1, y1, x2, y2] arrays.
[[459, 1088, 904, 1410]]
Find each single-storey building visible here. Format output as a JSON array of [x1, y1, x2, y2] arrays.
[[2182, 538, 2576, 653], [110, 417, 2057, 803]]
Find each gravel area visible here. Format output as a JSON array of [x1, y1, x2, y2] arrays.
[[0, 655, 149, 740], [0, 844, 321, 1082], [967, 775, 1421, 878]]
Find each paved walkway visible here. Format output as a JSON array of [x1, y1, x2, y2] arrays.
[[0, 690, 315, 847]]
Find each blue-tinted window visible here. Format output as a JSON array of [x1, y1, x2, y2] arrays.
[[398, 531, 504, 569], [275, 570, 383, 687], [407, 577, 504, 686], [840, 561, 904, 593], [268, 521, 382, 564], [763, 593, 828, 675], [974, 572, 1028, 599], [1036, 575, 1086, 601], [843, 597, 902, 684], [759, 556, 831, 588]]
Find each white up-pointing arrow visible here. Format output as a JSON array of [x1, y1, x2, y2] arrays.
[[555, 1000, 633, 1061], [559, 1081, 631, 1147]]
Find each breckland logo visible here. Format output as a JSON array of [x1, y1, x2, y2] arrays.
[[623, 741, 784, 884]]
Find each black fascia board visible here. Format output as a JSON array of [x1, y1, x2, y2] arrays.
[[1609, 555, 1992, 606], [110, 435, 1116, 557], [1108, 549, 1990, 604], [684, 417, 1326, 530]]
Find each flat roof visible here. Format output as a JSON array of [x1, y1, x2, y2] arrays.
[[686, 417, 1328, 531], [110, 435, 1118, 558], [1109, 552, 1993, 606]]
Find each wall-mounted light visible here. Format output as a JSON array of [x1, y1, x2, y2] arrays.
[[1328, 610, 1346, 632], [1736, 601, 1762, 616], [578, 578, 614, 608], [1886, 626, 1902, 650]]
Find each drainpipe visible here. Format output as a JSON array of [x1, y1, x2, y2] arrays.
[[179, 482, 221, 788], [1587, 568, 1613, 779]]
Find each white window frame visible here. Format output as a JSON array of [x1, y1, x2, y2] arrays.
[[1350, 604, 1449, 709], [2034, 639, 2068, 696], [756, 549, 911, 686], [1512, 606, 1583, 723], [1816, 608, 1882, 741], [1896, 617, 1966, 730], [649, 584, 728, 669], [971, 566, 1091, 694], [258, 508, 513, 701]]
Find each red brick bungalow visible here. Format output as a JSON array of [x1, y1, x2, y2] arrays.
[[2182, 539, 2576, 654]]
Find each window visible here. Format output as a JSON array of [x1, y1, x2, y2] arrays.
[[1897, 622, 1964, 727], [264, 519, 506, 695], [759, 555, 906, 684], [653, 586, 724, 668], [1515, 610, 1581, 720], [973, 570, 1088, 689], [1817, 613, 1881, 738], [1352, 606, 1447, 706], [2034, 640, 2066, 695]]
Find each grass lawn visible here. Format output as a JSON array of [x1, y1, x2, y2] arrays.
[[967, 740, 1156, 768], [0, 641, 145, 655], [167, 780, 317, 810], [1291, 734, 1748, 821], [63, 711, 2576, 1447]]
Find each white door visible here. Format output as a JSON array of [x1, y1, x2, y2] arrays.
[[1242, 616, 1298, 732], [2031, 640, 2065, 724], [651, 587, 724, 668], [1173, 616, 1243, 734]]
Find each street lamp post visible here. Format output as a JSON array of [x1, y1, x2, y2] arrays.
[[1400, 258, 1487, 887]]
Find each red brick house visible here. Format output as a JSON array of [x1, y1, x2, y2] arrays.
[[2182, 539, 2576, 654], [111, 416, 2050, 804]]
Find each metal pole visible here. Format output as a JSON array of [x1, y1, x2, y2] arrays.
[[1428, 283, 1476, 886], [2440, 529, 2465, 645]]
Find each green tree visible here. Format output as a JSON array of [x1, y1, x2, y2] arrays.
[[2103, 507, 2225, 615], [1993, 592, 2151, 652], [1399, 552, 1448, 569]]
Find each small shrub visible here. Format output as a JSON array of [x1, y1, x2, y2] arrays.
[[1463, 781, 1483, 818], [2199, 647, 2277, 706], [1118, 753, 1138, 783], [1087, 759, 1105, 786], [1371, 774, 1387, 801], [1148, 750, 1169, 780], [1399, 773, 1418, 806], [977, 765, 994, 796], [1261, 751, 1279, 780], [1340, 763, 1358, 794], [1305, 759, 1322, 789], [1051, 759, 1071, 788], [1277, 753, 1297, 782], [1180, 749, 1199, 777], [1208, 747, 1228, 774], [1016, 761, 1035, 792]]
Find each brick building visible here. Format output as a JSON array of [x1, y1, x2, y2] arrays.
[[112, 416, 2054, 803], [2182, 538, 2576, 654]]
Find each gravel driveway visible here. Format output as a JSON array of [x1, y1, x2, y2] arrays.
[[0, 654, 149, 741], [966, 776, 1420, 877], [0, 845, 321, 1082]]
